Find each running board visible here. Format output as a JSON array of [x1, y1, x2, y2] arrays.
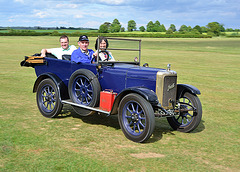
[[61, 100, 111, 115]]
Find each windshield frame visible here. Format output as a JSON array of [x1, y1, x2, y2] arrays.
[[96, 37, 141, 65]]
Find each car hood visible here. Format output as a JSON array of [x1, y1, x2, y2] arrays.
[[126, 65, 163, 80]]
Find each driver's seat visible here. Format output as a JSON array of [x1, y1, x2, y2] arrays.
[[62, 55, 71, 61]]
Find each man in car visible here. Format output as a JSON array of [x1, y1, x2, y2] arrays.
[[41, 35, 76, 59], [71, 35, 95, 64]]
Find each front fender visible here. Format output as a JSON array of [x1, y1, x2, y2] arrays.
[[177, 84, 201, 99], [33, 73, 69, 100], [111, 87, 158, 114]]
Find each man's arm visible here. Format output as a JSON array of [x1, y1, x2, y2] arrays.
[[71, 50, 80, 63], [41, 48, 52, 57]]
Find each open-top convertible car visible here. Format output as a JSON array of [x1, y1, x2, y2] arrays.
[[21, 37, 202, 143]]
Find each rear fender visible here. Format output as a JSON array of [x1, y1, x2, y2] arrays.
[[177, 84, 201, 99], [33, 73, 69, 100], [111, 87, 159, 114]]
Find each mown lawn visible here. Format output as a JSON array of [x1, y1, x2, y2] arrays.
[[0, 36, 239, 171]]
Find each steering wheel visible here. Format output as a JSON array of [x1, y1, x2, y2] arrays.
[[99, 50, 110, 61]]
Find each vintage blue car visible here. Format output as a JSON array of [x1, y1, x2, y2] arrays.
[[21, 37, 202, 143]]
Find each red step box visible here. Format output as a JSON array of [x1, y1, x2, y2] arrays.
[[99, 90, 117, 111]]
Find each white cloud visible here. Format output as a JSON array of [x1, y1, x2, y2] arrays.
[[8, 18, 15, 22], [33, 10, 48, 18], [56, 4, 78, 8], [14, 0, 24, 3], [89, 11, 118, 19], [98, 0, 126, 5], [219, 12, 236, 17], [74, 14, 84, 18], [83, 21, 102, 28], [1, 0, 239, 29]]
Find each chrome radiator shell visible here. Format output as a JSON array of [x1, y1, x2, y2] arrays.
[[156, 70, 177, 109]]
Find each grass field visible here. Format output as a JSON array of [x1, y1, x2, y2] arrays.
[[0, 36, 239, 171]]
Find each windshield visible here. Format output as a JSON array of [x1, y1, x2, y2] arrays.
[[95, 37, 141, 64]]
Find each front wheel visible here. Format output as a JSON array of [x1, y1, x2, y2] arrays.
[[167, 92, 202, 132], [36, 78, 63, 118], [118, 93, 155, 143]]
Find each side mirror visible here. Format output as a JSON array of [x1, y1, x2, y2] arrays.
[[143, 63, 149, 67]]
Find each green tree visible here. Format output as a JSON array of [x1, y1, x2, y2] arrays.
[[207, 22, 222, 36], [109, 19, 121, 33], [187, 26, 192, 32], [146, 21, 154, 32], [169, 24, 176, 32], [159, 24, 166, 32], [179, 25, 188, 33], [127, 20, 136, 32], [201, 26, 208, 33], [219, 24, 225, 32], [166, 28, 173, 34], [191, 29, 200, 34], [120, 27, 125, 32], [139, 26, 145, 32], [153, 20, 161, 32], [103, 22, 111, 27], [226, 28, 233, 32], [193, 25, 202, 34], [99, 24, 109, 33]]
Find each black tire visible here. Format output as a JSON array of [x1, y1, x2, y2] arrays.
[[36, 78, 63, 118], [118, 93, 155, 143], [167, 92, 202, 132], [68, 69, 100, 116]]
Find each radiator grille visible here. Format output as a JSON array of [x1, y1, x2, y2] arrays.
[[162, 76, 177, 107], [156, 70, 177, 109]]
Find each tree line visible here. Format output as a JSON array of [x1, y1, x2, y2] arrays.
[[99, 19, 240, 36]]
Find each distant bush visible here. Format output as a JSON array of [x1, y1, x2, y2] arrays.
[[226, 33, 240, 38], [0, 29, 212, 38], [85, 33, 212, 38], [0, 29, 50, 36]]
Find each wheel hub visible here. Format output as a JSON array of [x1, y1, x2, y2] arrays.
[[131, 113, 139, 123], [180, 105, 189, 114], [45, 94, 52, 102]]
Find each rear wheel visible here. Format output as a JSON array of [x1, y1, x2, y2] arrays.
[[167, 92, 202, 132], [68, 69, 100, 116], [118, 93, 155, 143], [36, 78, 62, 118]]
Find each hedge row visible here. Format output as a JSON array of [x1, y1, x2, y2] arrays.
[[226, 34, 240, 38], [0, 30, 212, 38], [0, 32, 51, 36], [52, 31, 212, 38]]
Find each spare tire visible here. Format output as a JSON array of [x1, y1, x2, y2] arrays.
[[68, 69, 100, 116]]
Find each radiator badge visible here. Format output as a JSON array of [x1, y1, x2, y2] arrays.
[[167, 83, 175, 92]]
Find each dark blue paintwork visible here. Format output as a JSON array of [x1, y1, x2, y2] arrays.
[[34, 58, 161, 95], [98, 63, 160, 93]]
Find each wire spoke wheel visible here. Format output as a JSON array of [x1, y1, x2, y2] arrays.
[[118, 93, 155, 143], [73, 76, 93, 106], [167, 92, 202, 132], [36, 78, 62, 118], [41, 86, 56, 112], [69, 69, 100, 116], [124, 101, 146, 136]]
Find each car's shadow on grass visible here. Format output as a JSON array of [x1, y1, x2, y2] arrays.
[[147, 119, 205, 143], [58, 105, 205, 143], [59, 105, 120, 129]]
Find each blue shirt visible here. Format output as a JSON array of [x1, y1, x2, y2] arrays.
[[71, 48, 95, 64]]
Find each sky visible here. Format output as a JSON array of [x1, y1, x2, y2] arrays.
[[0, 0, 239, 30]]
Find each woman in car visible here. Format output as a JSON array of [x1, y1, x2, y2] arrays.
[[93, 37, 115, 61]]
